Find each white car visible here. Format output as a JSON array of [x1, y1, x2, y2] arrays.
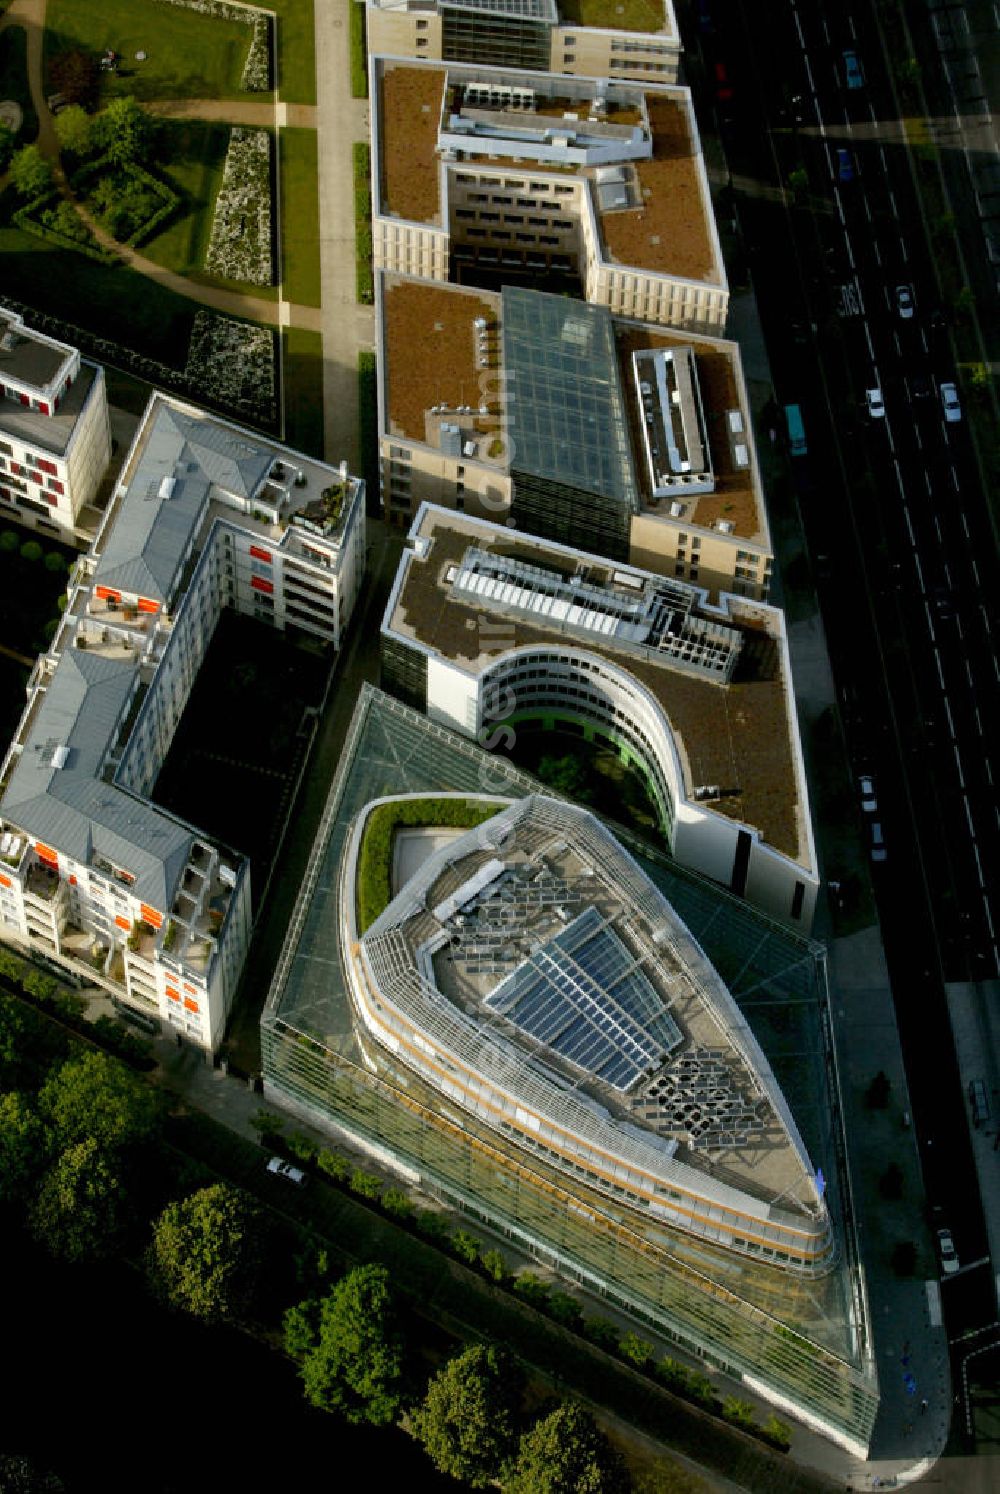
[[866, 387, 885, 419], [895, 284, 915, 319], [937, 1227, 959, 1276], [267, 1156, 308, 1187], [859, 775, 877, 813], [939, 382, 962, 423]]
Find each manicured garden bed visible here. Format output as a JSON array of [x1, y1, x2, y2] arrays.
[[352, 140, 372, 305], [71, 155, 179, 247], [204, 125, 273, 285], [14, 190, 117, 263]]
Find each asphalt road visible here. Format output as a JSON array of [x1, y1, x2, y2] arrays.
[[683, 0, 1000, 1388]]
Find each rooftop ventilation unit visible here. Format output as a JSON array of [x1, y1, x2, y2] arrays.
[[669, 501, 685, 517], [158, 476, 176, 501], [716, 519, 734, 534]]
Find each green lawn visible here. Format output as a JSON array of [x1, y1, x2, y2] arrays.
[[282, 327, 324, 457], [279, 126, 320, 307], [44, 0, 254, 101], [137, 118, 228, 275], [270, 0, 316, 106], [0, 186, 198, 368], [557, 0, 665, 29], [349, 0, 367, 99], [0, 25, 38, 143], [352, 140, 372, 305]]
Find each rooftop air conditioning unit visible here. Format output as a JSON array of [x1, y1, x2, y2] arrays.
[[669, 501, 684, 517], [716, 519, 734, 533]]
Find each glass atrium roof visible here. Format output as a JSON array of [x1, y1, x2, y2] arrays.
[[501, 288, 640, 511]]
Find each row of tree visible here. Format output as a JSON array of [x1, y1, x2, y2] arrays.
[[284, 1269, 630, 1492]]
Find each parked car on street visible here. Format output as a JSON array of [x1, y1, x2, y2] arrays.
[[937, 1227, 959, 1276], [267, 1156, 308, 1187], [939, 381, 962, 422]]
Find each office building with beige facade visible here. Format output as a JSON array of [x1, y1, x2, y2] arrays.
[[377, 274, 772, 598], [371, 56, 728, 332], [366, 0, 682, 83], [380, 503, 818, 930]]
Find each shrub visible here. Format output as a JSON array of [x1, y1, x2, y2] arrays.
[[512, 1272, 551, 1310], [583, 1317, 620, 1353], [450, 1230, 481, 1267], [349, 1167, 381, 1201], [480, 1248, 510, 1285], [19, 540, 43, 562], [620, 1332, 655, 1369], [0, 530, 19, 552], [762, 1413, 792, 1449], [349, 0, 368, 99], [205, 127, 273, 285], [316, 1148, 350, 1184], [286, 1130, 318, 1167], [722, 1396, 757, 1429], [353, 142, 372, 305], [865, 1070, 891, 1109], [380, 1188, 414, 1222], [891, 1240, 917, 1276], [44, 551, 67, 573]]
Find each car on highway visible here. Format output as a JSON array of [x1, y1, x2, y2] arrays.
[[859, 775, 877, 813], [866, 386, 886, 419], [869, 821, 887, 862], [843, 50, 864, 90], [939, 381, 962, 422], [836, 148, 854, 183], [894, 283, 915, 319], [936, 1226, 960, 1276], [266, 1156, 308, 1187], [714, 61, 734, 102], [908, 373, 932, 401]]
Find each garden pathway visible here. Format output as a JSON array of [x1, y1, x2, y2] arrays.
[[145, 98, 317, 128]]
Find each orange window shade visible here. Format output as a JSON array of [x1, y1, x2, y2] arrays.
[[114, 915, 131, 931], [183, 982, 196, 993], [95, 586, 121, 602], [166, 988, 180, 1002], [137, 598, 159, 614], [183, 997, 199, 1014], [140, 904, 163, 929], [35, 842, 58, 865], [0, 873, 11, 888]]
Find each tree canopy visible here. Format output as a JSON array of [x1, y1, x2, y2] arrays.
[[28, 1137, 129, 1263], [54, 105, 95, 158], [147, 1183, 266, 1323], [9, 146, 52, 201], [0, 1091, 48, 1206], [96, 97, 151, 167], [410, 1343, 523, 1487], [38, 1048, 162, 1153], [506, 1403, 630, 1494], [284, 1264, 407, 1426]]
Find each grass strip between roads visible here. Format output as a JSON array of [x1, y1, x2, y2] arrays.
[[282, 327, 325, 458], [358, 349, 379, 511]]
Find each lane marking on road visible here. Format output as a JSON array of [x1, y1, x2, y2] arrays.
[[845, 230, 855, 269], [890, 189, 899, 216], [794, 9, 806, 46], [933, 512, 943, 540], [835, 188, 845, 223], [899, 233, 908, 261], [863, 193, 872, 221], [961, 511, 969, 536], [974, 706, 983, 736], [951, 465, 960, 491], [944, 695, 956, 740], [914, 550, 926, 588], [933, 645, 945, 686], [920, 327, 928, 353], [904, 507, 916, 544], [971, 559, 980, 586], [864, 319, 874, 356]]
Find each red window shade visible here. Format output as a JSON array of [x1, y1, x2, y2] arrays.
[[137, 598, 159, 615], [114, 915, 131, 931], [39, 404, 50, 416], [251, 577, 274, 595], [48, 479, 64, 495], [249, 545, 272, 562], [19, 393, 29, 407], [28, 470, 43, 484], [35, 842, 58, 865], [140, 903, 162, 929], [95, 586, 121, 602], [37, 459, 57, 476]]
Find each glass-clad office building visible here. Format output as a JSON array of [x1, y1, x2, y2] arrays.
[[262, 685, 878, 1457], [502, 288, 640, 561]]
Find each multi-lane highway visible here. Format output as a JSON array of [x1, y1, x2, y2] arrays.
[[688, 0, 999, 1343]]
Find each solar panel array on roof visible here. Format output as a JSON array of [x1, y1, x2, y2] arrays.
[[485, 905, 682, 1089]]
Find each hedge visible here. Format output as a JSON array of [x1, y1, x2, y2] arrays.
[[13, 193, 119, 264], [352, 141, 372, 305], [356, 797, 500, 933], [71, 155, 180, 248], [349, 0, 368, 99]]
